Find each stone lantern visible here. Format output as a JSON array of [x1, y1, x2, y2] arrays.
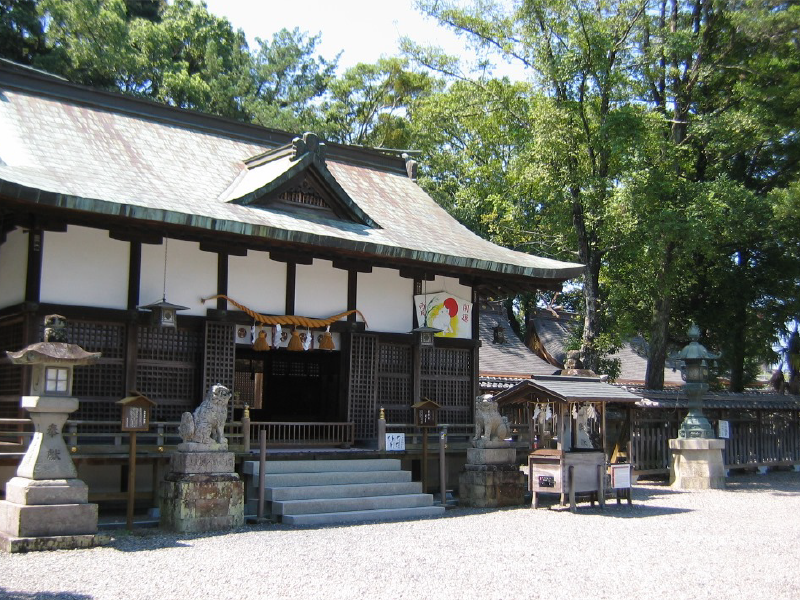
[[676, 324, 719, 439], [0, 316, 105, 552], [669, 324, 726, 490]]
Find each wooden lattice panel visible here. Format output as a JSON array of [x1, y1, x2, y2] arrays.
[[377, 342, 412, 423], [203, 321, 235, 418], [421, 347, 473, 424], [66, 321, 126, 400], [0, 316, 24, 397], [135, 363, 198, 405], [348, 333, 378, 439], [203, 321, 235, 393]]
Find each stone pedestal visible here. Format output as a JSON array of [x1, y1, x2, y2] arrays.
[[669, 438, 726, 490], [459, 447, 526, 508], [160, 451, 243, 533], [0, 396, 105, 553]]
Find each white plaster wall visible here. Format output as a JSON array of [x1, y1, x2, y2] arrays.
[[427, 275, 473, 304], [0, 227, 27, 309], [296, 259, 348, 317], [228, 251, 286, 315], [357, 267, 415, 333], [140, 238, 216, 315], [41, 225, 129, 309]]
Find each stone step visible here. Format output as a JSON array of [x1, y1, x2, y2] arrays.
[[273, 493, 435, 516], [281, 505, 446, 527], [266, 481, 423, 502], [242, 459, 401, 476], [252, 469, 413, 489]]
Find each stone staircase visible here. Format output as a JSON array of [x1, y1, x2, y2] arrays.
[[242, 458, 445, 526]]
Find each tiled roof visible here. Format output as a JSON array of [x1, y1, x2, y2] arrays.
[[530, 310, 683, 385], [494, 376, 642, 405], [0, 61, 583, 285], [478, 302, 558, 378], [631, 387, 800, 410]]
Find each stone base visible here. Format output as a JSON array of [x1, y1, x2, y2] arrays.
[[0, 500, 98, 538], [466, 447, 517, 465], [0, 531, 110, 553], [458, 464, 526, 508], [669, 438, 726, 490], [170, 451, 235, 474], [5, 477, 88, 505], [160, 472, 244, 533]]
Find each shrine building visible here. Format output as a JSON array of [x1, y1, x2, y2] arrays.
[[0, 59, 582, 471]]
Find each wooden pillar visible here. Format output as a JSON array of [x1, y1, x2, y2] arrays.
[[216, 252, 228, 311], [125, 241, 141, 394], [285, 262, 296, 315]]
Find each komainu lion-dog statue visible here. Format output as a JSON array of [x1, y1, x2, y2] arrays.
[[473, 394, 510, 447], [178, 383, 232, 449]]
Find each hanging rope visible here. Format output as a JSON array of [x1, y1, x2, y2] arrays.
[[201, 294, 368, 329]]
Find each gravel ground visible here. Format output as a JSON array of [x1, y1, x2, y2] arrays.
[[1, 470, 799, 600]]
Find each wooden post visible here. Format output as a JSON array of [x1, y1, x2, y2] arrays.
[[242, 404, 251, 453], [378, 408, 386, 451], [421, 429, 428, 494], [126, 431, 137, 530], [568, 465, 576, 513], [257, 429, 267, 521], [439, 425, 447, 505]]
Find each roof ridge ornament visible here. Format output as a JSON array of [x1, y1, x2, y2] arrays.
[[401, 152, 418, 180], [292, 132, 326, 162]]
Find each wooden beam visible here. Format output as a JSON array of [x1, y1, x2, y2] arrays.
[[400, 268, 435, 281], [110, 229, 163, 245], [270, 251, 313, 265], [333, 259, 372, 273], [200, 241, 247, 256], [347, 270, 357, 323]]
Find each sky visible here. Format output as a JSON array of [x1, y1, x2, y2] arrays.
[[202, 0, 525, 78]]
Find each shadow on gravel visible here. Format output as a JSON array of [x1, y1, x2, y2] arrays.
[[0, 588, 92, 600]]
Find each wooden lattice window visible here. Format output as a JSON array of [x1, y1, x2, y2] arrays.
[[136, 326, 202, 411], [203, 321, 235, 417], [377, 342, 412, 424], [279, 180, 329, 209], [348, 333, 378, 439], [0, 316, 24, 398], [69, 321, 126, 400], [421, 347, 473, 424]]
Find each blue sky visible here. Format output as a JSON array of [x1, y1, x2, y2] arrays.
[[202, 0, 526, 78]]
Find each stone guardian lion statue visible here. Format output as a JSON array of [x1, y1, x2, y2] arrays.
[[178, 383, 232, 449], [473, 394, 510, 444]]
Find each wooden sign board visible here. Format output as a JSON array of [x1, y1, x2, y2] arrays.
[[117, 395, 156, 432], [412, 399, 441, 428]]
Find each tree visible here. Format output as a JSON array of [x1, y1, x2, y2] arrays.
[[0, 0, 47, 65], [322, 57, 439, 148], [411, 0, 649, 372], [247, 27, 339, 132]]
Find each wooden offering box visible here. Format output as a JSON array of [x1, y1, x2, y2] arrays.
[[528, 449, 606, 511]]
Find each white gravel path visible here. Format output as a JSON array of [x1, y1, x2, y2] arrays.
[[2, 470, 799, 600]]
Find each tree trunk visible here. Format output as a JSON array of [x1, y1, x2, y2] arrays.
[[646, 295, 670, 390], [571, 186, 602, 372], [645, 243, 675, 389]]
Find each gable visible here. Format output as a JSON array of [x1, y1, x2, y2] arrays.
[[226, 132, 378, 228]]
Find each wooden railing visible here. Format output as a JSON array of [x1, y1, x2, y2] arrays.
[[245, 421, 354, 448], [0, 418, 247, 454]]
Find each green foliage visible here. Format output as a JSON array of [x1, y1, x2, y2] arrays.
[[0, 0, 47, 64], [322, 58, 439, 147]]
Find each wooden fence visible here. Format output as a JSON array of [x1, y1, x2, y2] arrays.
[[629, 409, 800, 477]]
